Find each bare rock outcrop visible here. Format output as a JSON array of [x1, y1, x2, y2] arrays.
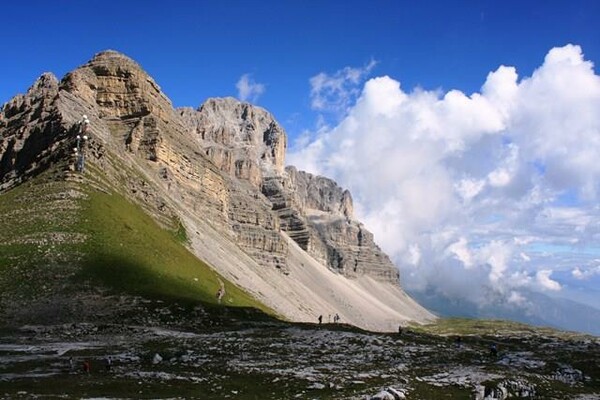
[[0, 73, 70, 190], [179, 97, 400, 283], [1, 50, 289, 270], [262, 166, 399, 282], [179, 97, 286, 187], [1, 50, 434, 329]]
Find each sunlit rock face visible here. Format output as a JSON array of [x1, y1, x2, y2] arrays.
[[263, 166, 400, 283], [178, 97, 287, 188], [179, 97, 400, 283], [0, 50, 434, 330]]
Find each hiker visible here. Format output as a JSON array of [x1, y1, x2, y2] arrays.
[[83, 360, 91, 374], [68, 356, 74, 370], [490, 343, 498, 357], [455, 336, 463, 348], [398, 325, 403, 335], [334, 313, 340, 323], [216, 287, 225, 303], [105, 356, 112, 371], [216, 278, 226, 304], [318, 315, 323, 325]]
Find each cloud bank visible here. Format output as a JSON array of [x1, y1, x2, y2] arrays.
[[310, 59, 377, 114], [289, 45, 600, 314], [236, 73, 265, 102]]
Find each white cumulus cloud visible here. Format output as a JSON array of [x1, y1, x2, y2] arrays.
[[236, 73, 265, 102], [289, 44, 600, 313], [310, 59, 377, 114], [572, 264, 600, 280], [536, 270, 562, 291]]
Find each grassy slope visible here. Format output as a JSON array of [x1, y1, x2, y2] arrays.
[[80, 184, 267, 310], [0, 166, 274, 322], [415, 317, 594, 339], [0, 171, 83, 304]]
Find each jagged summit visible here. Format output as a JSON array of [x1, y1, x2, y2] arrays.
[[58, 49, 172, 123], [0, 51, 435, 331], [91, 49, 137, 62], [84, 49, 151, 80], [30, 72, 59, 93], [199, 96, 255, 109], [179, 96, 287, 183]]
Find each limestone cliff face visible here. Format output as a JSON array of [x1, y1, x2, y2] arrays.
[[179, 98, 400, 283], [0, 73, 68, 190], [0, 50, 288, 270], [1, 50, 408, 307], [178, 98, 286, 188], [262, 166, 399, 282]]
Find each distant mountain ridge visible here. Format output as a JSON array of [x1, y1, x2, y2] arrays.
[[0, 50, 433, 331], [414, 287, 600, 336]]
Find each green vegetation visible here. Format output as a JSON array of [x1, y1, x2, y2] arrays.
[[414, 317, 590, 339], [0, 165, 274, 322], [79, 186, 267, 310], [0, 172, 84, 302], [2, 168, 598, 399], [173, 218, 189, 244]]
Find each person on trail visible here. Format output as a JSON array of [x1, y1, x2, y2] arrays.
[[455, 336, 463, 348], [398, 325, 403, 335], [83, 360, 90, 374], [215, 278, 226, 304], [334, 313, 340, 323], [69, 356, 74, 370], [490, 343, 498, 357], [216, 287, 225, 303], [318, 315, 323, 325], [105, 356, 112, 371]]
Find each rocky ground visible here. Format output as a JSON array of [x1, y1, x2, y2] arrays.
[[0, 318, 598, 399]]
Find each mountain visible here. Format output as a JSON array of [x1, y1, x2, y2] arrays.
[[0, 50, 434, 331], [413, 287, 600, 336]]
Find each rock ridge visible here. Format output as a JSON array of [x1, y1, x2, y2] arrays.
[[178, 97, 400, 283], [0, 50, 434, 330]]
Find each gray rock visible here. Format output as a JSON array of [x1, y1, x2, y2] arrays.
[[370, 389, 395, 400], [385, 387, 406, 399], [262, 166, 400, 283], [307, 382, 326, 389], [0, 50, 430, 328], [178, 95, 402, 282]]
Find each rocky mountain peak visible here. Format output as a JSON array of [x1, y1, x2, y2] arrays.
[[60, 49, 173, 121], [179, 97, 287, 187], [0, 51, 434, 331], [0, 71, 63, 188], [285, 166, 354, 218], [28, 72, 59, 97], [178, 96, 400, 283], [2, 72, 58, 119], [90, 49, 138, 64]]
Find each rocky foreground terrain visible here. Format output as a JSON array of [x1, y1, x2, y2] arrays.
[[1, 50, 599, 399], [0, 314, 599, 399]]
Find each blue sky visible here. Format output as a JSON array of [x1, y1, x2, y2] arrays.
[[2, 1, 598, 136], [3, 1, 600, 331]]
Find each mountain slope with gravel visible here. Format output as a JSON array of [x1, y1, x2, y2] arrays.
[[0, 50, 434, 332]]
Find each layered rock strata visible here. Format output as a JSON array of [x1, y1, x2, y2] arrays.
[[262, 166, 399, 282], [1, 50, 288, 270], [179, 100, 400, 283], [1, 50, 435, 329], [178, 97, 286, 187], [0, 50, 400, 281]]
